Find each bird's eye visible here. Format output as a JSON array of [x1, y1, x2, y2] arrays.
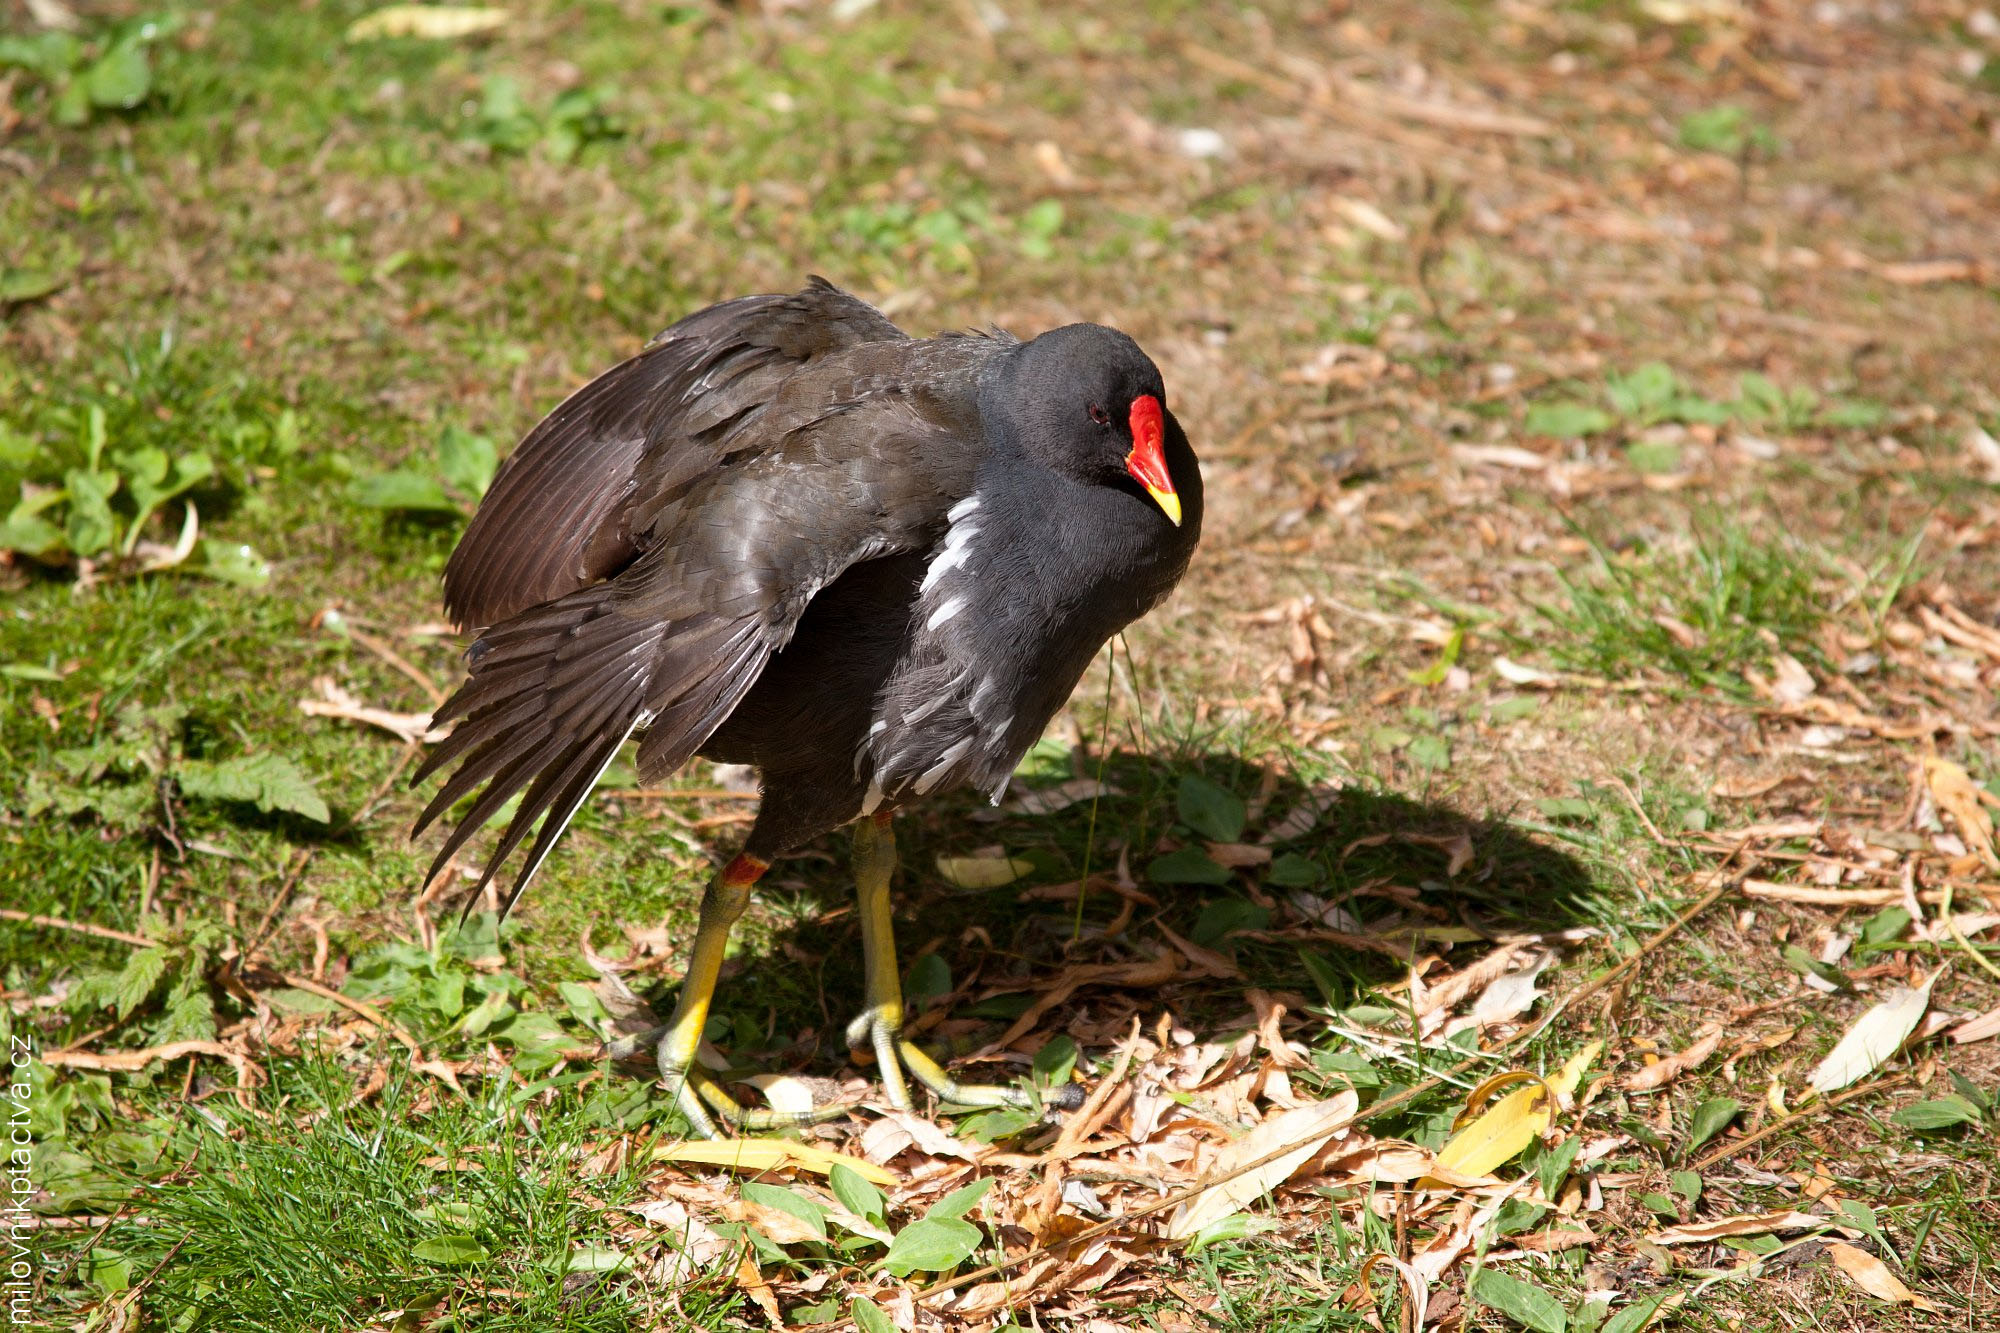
[[1087, 404, 1111, 426]]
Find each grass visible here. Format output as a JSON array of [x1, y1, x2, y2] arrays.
[[5, 1, 2000, 1329], [1529, 513, 1831, 694]]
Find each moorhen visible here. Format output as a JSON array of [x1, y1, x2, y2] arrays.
[[414, 279, 1201, 1136]]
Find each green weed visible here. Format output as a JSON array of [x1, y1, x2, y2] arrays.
[[1529, 516, 1829, 693]]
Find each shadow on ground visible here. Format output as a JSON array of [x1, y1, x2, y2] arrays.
[[585, 745, 1602, 1095]]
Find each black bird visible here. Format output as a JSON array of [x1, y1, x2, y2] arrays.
[[414, 279, 1201, 1136]]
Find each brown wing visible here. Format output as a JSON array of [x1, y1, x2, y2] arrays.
[[441, 277, 909, 630], [416, 306, 1006, 917]]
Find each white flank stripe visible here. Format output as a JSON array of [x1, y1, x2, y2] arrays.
[[913, 737, 975, 795], [947, 495, 981, 521], [920, 526, 977, 593], [926, 595, 968, 630]]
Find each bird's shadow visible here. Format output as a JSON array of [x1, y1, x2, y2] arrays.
[[681, 746, 1602, 1075]]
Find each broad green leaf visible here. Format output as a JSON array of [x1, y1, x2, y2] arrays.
[[0, 31, 81, 77], [1184, 1213, 1275, 1253], [63, 467, 119, 556], [84, 42, 150, 109], [926, 1177, 993, 1222], [1524, 400, 1613, 438], [437, 426, 497, 499], [850, 1298, 895, 1333], [881, 1216, 981, 1276], [1891, 1096, 1982, 1130], [905, 952, 951, 1005], [111, 948, 168, 1019], [1176, 774, 1245, 842], [200, 540, 271, 587], [413, 1235, 489, 1266], [1266, 852, 1320, 886], [1836, 1199, 1890, 1253], [1670, 1170, 1703, 1205], [1605, 362, 1679, 419], [830, 1163, 887, 1228], [177, 754, 329, 822], [1536, 1134, 1580, 1199], [348, 470, 458, 512], [1145, 846, 1232, 885], [1601, 1296, 1667, 1333], [1190, 896, 1268, 945], [742, 1182, 828, 1241], [562, 1245, 628, 1273], [1032, 1034, 1077, 1087], [1468, 1268, 1566, 1333], [1781, 944, 1852, 992], [0, 267, 68, 304], [1406, 733, 1451, 770], [1686, 1096, 1742, 1154]]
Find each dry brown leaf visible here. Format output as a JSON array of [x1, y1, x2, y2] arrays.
[[860, 1108, 984, 1164], [1247, 989, 1307, 1069], [1622, 1025, 1723, 1092], [1156, 922, 1241, 978], [1206, 841, 1273, 868], [43, 1039, 262, 1107], [984, 952, 1181, 1052], [629, 1198, 733, 1284], [1808, 974, 1936, 1093], [1950, 1003, 2000, 1044], [1412, 941, 1526, 1027], [1164, 1094, 1357, 1240], [1515, 1225, 1597, 1251], [1924, 756, 2000, 871], [1320, 1141, 1436, 1183], [732, 1249, 785, 1327], [298, 676, 443, 745], [727, 1197, 825, 1247], [1648, 1210, 1831, 1245], [1827, 1241, 1943, 1313], [936, 854, 1036, 888], [1712, 773, 1793, 799], [999, 778, 1122, 816]]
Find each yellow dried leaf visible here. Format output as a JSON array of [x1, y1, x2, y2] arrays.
[[935, 855, 1035, 888], [653, 1138, 895, 1186], [1827, 1242, 1942, 1313], [346, 5, 508, 40], [1423, 1042, 1599, 1186]]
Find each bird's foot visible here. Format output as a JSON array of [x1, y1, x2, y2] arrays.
[[653, 1033, 857, 1139], [844, 1006, 1077, 1114]]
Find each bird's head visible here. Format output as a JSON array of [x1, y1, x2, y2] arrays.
[[985, 323, 1189, 528]]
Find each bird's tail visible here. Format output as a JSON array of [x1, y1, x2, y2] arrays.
[[412, 584, 665, 920], [412, 583, 778, 921]]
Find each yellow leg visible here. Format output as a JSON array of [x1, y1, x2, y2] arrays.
[[650, 854, 852, 1137], [844, 815, 1035, 1112], [654, 853, 763, 1138]]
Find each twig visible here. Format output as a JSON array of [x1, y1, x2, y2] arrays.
[[1691, 1074, 1908, 1172], [801, 847, 1750, 1330], [0, 910, 157, 949], [274, 971, 423, 1053], [346, 625, 446, 707]]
